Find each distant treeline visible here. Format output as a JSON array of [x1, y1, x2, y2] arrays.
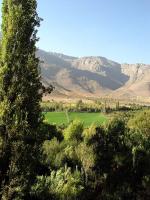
[[41, 100, 147, 113]]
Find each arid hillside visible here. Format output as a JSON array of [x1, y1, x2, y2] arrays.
[[37, 50, 150, 102]]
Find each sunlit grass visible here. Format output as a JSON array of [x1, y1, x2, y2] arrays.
[[44, 112, 108, 127]]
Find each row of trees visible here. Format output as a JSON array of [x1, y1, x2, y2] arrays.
[[42, 100, 102, 113], [42, 100, 143, 113]]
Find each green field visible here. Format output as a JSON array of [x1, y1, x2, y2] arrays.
[[44, 112, 107, 127]]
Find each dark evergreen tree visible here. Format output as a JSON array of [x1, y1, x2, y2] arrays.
[[0, 0, 43, 199]]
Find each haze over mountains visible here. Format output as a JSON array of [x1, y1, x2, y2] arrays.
[[37, 49, 150, 101]]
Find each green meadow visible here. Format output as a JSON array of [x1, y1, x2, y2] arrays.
[[44, 112, 107, 127]]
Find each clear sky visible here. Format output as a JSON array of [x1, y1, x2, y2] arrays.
[[0, 0, 150, 63]]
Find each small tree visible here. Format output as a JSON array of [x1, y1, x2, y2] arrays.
[[63, 120, 83, 141]]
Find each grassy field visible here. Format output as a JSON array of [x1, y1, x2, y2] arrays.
[[44, 112, 107, 127]]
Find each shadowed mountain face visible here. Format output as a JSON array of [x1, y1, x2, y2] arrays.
[[37, 49, 150, 99]]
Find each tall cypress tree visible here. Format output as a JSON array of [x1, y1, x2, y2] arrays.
[[0, 0, 43, 199]]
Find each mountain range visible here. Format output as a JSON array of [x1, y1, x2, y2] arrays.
[[37, 49, 150, 102]]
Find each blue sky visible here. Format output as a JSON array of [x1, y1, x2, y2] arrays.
[[0, 0, 150, 63]]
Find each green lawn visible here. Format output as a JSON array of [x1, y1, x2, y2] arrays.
[[44, 112, 107, 127]]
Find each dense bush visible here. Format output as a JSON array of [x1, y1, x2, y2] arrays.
[[30, 110, 150, 200]]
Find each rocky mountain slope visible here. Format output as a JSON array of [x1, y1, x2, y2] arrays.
[[37, 49, 150, 100]]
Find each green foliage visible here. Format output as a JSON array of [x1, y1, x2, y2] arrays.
[[43, 138, 66, 169], [83, 124, 97, 143], [31, 175, 52, 200], [76, 142, 95, 175], [128, 110, 150, 136], [40, 114, 150, 200], [42, 100, 103, 113], [31, 166, 84, 200], [0, 0, 43, 199], [63, 120, 84, 141]]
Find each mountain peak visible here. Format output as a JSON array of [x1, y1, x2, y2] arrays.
[[48, 52, 78, 61]]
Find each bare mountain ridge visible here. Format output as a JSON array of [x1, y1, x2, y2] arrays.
[[37, 49, 150, 100]]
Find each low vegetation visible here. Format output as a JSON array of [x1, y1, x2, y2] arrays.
[[44, 112, 107, 127]]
